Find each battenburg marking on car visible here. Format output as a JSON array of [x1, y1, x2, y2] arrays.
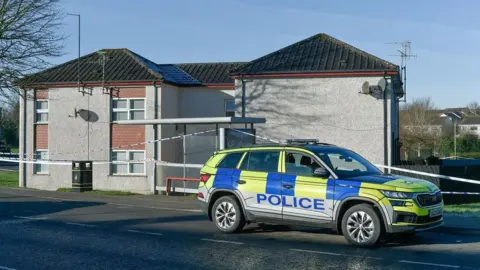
[[256, 194, 325, 210]]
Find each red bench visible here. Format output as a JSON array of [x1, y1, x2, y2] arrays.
[[165, 177, 200, 196]]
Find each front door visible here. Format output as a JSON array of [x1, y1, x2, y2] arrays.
[[281, 150, 333, 223], [235, 149, 283, 220]]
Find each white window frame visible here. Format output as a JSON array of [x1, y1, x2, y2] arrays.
[[224, 99, 235, 117], [35, 99, 49, 124], [34, 149, 49, 174], [111, 98, 146, 121], [111, 150, 146, 175]]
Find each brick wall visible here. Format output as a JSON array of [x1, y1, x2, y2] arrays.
[[35, 89, 49, 99], [111, 87, 146, 98], [111, 125, 145, 150], [35, 125, 48, 149]]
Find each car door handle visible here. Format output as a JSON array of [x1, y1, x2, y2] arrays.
[[236, 180, 246, 184], [283, 184, 293, 189]]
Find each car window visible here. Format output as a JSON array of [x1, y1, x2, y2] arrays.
[[327, 153, 368, 172], [217, 152, 244, 169], [239, 151, 280, 172], [285, 152, 323, 177]]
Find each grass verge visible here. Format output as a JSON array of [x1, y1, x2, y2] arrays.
[[56, 188, 139, 196], [444, 203, 480, 216], [0, 170, 18, 187]]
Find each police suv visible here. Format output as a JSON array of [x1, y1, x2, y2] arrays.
[[197, 139, 443, 247]]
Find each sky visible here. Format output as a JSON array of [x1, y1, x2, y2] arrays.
[[56, 0, 480, 109]]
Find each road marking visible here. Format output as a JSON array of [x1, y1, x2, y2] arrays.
[[13, 216, 48, 220], [0, 265, 17, 270], [398, 260, 460, 268], [201, 238, 244, 245], [65, 222, 97, 228], [126, 230, 163, 236], [290, 248, 341, 256]]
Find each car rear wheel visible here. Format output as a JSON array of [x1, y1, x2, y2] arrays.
[[212, 195, 245, 233], [341, 204, 382, 247]]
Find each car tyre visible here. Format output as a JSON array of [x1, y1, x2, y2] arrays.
[[212, 195, 246, 234], [341, 204, 382, 247]]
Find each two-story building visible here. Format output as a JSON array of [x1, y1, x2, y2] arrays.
[[17, 33, 403, 194]]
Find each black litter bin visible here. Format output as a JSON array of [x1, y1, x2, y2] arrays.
[[72, 161, 93, 192]]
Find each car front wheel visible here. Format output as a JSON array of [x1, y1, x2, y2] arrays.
[[341, 204, 382, 247]]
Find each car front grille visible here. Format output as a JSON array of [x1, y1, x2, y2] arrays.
[[416, 191, 443, 207]]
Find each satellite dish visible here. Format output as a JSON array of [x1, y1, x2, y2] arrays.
[[378, 78, 386, 91], [361, 81, 371, 94]]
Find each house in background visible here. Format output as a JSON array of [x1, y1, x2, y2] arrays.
[[231, 33, 403, 166], [17, 33, 404, 194], [16, 48, 244, 193]]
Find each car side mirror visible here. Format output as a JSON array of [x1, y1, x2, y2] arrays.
[[312, 167, 330, 178]]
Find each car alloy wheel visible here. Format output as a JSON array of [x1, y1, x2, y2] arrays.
[[346, 211, 375, 243], [215, 201, 237, 230]]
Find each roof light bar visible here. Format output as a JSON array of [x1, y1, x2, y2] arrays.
[[284, 139, 319, 144]]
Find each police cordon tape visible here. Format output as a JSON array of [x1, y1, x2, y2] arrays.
[[2, 157, 480, 195], [374, 164, 480, 185]]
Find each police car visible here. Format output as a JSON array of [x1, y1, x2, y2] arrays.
[[197, 139, 443, 247]]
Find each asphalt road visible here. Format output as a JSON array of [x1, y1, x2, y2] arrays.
[[0, 188, 479, 270]]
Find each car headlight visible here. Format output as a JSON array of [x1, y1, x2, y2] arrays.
[[380, 190, 413, 199]]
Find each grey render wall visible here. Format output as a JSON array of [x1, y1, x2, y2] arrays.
[[20, 86, 155, 194], [234, 76, 394, 166]]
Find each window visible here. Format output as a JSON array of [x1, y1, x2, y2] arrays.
[[112, 98, 145, 121], [217, 152, 244, 169], [312, 148, 382, 178], [34, 150, 48, 174], [470, 126, 478, 131], [35, 100, 48, 123], [239, 151, 280, 172], [285, 152, 323, 177], [225, 99, 235, 117], [111, 150, 145, 175]]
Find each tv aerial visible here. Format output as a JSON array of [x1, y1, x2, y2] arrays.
[[386, 40, 417, 102]]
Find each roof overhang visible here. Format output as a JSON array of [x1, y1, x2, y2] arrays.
[[113, 117, 266, 125], [231, 70, 399, 79]]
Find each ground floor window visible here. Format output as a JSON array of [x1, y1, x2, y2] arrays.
[[111, 150, 145, 175], [34, 150, 48, 174]]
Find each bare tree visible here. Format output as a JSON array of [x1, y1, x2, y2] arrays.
[[399, 96, 441, 158], [466, 101, 480, 115], [0, 0, 66, 104]]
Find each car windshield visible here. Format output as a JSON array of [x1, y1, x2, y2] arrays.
[[312, 148, 382, 178]]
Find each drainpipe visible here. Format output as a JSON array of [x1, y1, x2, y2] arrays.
[[383, 72, 389, 172], [241, 75, 246, 118], [22, 88, 27, 187], [153, 81, 159, 194]]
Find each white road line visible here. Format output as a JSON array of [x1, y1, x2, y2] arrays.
[[290, 248, 341, 256], [0, 265, 17, 270], [126, 230, 163, 236], [398, 260, 460, 268], [65, 222, 97, 228], [13, 216, 47, 220], [201, 238, 244, 245]]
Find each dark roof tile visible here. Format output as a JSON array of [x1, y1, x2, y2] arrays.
[[231, 33, 398, 76], [176, 62, 246, 84]]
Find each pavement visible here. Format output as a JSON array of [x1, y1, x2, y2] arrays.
[[0, 187, 480, 270]]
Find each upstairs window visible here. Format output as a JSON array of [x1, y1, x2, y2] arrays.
[[112, 98, 145, 121], [35, 100, 48, 123]]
